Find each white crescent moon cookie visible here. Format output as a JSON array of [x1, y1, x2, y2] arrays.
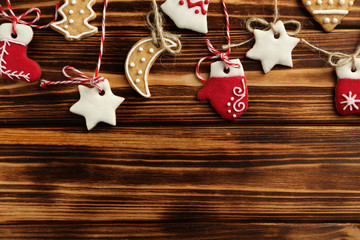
[[50, 0, 98, 41], [125, 37, 177, 98], [302, 0, 355, 32]]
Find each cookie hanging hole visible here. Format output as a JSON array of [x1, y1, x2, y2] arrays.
[[274, 32, 280, 39], [99, 90, 105, 96], [351, 67, 357, 72], [223, 67, 230, 74], [11, 32, 17, 39]]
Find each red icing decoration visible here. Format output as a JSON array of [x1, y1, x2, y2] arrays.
[[179, 0, 184, 5], [198, 75, 248, 120], [0, 39, 41, 82], [186, 0, 208, 15], [195, 9, 199, 14], [336, 78, 360, 115], [204, 0, 209, 4]]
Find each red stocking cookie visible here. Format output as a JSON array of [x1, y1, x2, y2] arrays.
[[335, 58, 360, 115], [0, 23, 41, 82], [198, 59, 248, 120]]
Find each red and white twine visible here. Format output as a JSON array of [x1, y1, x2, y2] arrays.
[[0, 0, 59, 35], [196, 0, 240, 84], [41, 0, 109, 92]]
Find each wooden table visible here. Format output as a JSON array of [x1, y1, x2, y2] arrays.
[[1, 0, 360, 239]]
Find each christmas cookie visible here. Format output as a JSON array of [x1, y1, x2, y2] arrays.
[[198, 59, 248, 120], [246, 21, 300, 73], [335, 58, 360, 115], [124, 37, 177, 98], [0, 23, 41, 82], [302, 0, 355, 32], [161, 0, 209, 34], [51, 0, 98, 41]]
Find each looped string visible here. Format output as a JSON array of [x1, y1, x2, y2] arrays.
[[145, 0, 181, 55], [196, 0, 240, 83], [0, 0, 59, 35], [41, 0, 109, 92], [222, 0, 302, 50], [301, 39, 360, 71]]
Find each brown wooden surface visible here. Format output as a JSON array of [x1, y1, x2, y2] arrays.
[[1, 0, 360, 239]]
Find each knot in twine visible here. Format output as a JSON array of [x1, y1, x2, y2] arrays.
[[301, 39, 360, 71], [0, 0, 59, 34], [223, 0, 301, 50], [40, 66, 105, 92], [145, 0, 181, 55]]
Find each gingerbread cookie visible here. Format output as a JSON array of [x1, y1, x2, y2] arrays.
[[51, 0, 98, 41], [302, 0, 355, 32], [124, 37, 177, 98]]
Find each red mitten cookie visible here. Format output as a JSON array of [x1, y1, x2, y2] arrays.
[[0, 23, 41, 82], [335, 59, 360, 115], [198, 59, 248, 120]]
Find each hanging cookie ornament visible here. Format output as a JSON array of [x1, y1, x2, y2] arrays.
[[301, 39, 360, 116], [224, 0, 302, 74], [0, 0, 58, 82], [302, 0, 355, 32], [161, 0, 209, 33], [196, 0, 248, 120], [124, 0, 181, 98], [51, 0, 97, 41], [41, 0, 124, 131]]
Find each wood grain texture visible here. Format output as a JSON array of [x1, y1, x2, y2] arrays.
[[1, 0, 360, 239]]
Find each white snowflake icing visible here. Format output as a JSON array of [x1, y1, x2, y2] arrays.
[[341, 91, 360, 111], [0, 40, 30, 82]]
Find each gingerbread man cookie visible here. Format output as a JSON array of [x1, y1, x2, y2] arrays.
[[51, 0, 98, 41]]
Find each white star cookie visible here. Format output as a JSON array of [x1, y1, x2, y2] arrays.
[[70, 79, 125, 130], [246, 21, 300, 73]]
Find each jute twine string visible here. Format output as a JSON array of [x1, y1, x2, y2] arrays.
[[146, 0, 182, 55], [223, 0, 301, 50], [301, 39, 360, 70]]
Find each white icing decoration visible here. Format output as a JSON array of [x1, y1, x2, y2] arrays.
[[232, 79, 247, 113], [50, 0, 97, 40], [136, 78, 140, 83], [130, 62, 135, 67], [336, 58, 360, 79], [246, 21, 300, 73], [341, 91, 360, 111], [210, 59, 245, 78], [137, 70, 143, 75], [80, 9, 85, 14], [228, 110, 231, 113], [64, 25, 69, 29], [71, 0, 76, 4], [149, 48, 154, 53], [312, 9, 349, 14], [69, 19, 74, 24], [349, 1, 354, 5], [161, 0, 209, 34], [227, 102, 231, 107], [329, 0, 333, 4], [138, 47, 143, 52], [233, 114, 237, 118], [306, 0, 312, 5], [141, 57, 146, 62], [230, 97, 234, 101], [324, 17, 330, 23], [124, 37, 177, 98], [332, 18, 338, 24], [339, 0, 345, 5], [317, 0, 322, 4], [70, 79, 125, 131], [69, 10, 74, 14]]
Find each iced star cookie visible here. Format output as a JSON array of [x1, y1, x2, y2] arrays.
[[51, 0, 98, 41], [302, 0, 355, 32]]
